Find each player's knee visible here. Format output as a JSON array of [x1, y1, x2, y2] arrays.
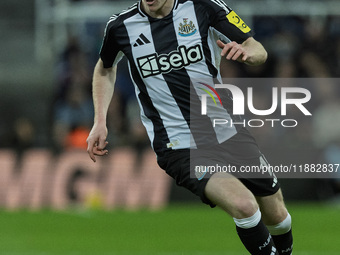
[[232, 197, 259, 219], [266, 212, 292, 235]]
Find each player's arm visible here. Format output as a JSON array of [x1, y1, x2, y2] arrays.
[[217, 37, 268, 66], [206, 2, 267, 66], [86, 59, 117, 162]]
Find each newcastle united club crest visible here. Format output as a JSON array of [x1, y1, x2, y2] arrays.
[[178, 18, 197, 37]]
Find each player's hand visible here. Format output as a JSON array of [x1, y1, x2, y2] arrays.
[[86, 123, 109, 162], [217, 40, 248, 63]]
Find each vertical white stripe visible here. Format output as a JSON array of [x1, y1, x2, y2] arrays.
[[207, 27, 232, 77]]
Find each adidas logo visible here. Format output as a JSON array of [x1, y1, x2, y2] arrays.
[[133, 33, 151, 47]]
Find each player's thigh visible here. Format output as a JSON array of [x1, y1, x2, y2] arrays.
[[256, 188, 288, 225], [204, 172, 258, 219]]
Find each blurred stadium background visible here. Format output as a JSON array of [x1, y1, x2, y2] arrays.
[[0, 0, 339, 254]]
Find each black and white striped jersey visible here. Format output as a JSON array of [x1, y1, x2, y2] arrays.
[[100, 0, 254, 155]]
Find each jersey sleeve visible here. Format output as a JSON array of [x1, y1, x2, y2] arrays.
[[206, 0, 254, 44], [99, 17, 123, 68]]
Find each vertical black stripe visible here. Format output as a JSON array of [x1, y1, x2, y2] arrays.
[[193, 1, 218, 77]]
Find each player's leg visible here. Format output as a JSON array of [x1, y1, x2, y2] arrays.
[[205, 172, 279, 255], [204, 172, 258, 218], [256, 190, 293, 255]]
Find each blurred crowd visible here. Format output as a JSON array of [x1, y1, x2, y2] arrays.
[[0, 14, 339, 197]]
